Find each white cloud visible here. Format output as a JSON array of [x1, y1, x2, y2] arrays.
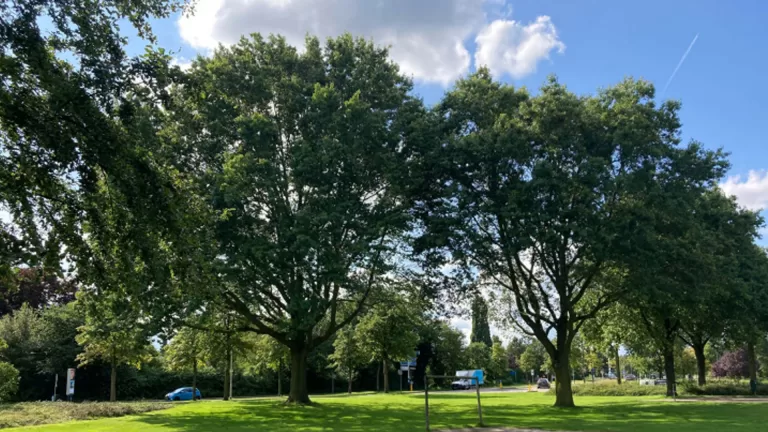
[[171, 56, 193, 71], [179, 0, 486, 85], [474, 16, 565, 79], [720, 170, 768, 211], [178, 0, 564, 85]]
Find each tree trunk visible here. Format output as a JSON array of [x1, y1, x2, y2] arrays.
[[287, 347, 310, 404], [229, 349, 234, 398], [348, 369, 353, 394], [748, 341, 758, 382], [383, 359, 390, 393], [663, 342, 676, 397], [277, 360, 283, 397], [376, 362, 380, 392], [614, 345, 622, 385], [692, 343, 707, 386], [109, 353, 117, 402], [223, 344, 232, 401], [553, 349, 574, 408], [192, 357, 198, 400]]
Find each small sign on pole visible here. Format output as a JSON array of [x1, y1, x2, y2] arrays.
[[66, 368, 75, 401]]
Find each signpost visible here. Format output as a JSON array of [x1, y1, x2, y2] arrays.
[[66, 368, 75, 401]]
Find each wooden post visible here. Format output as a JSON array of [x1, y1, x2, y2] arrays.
[[424, 374, 429, 432], [475, 377, 483, 426]]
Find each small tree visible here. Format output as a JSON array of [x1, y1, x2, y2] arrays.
[[519, 342, 548, 379], [164, 327, 207, 400], [357, 292, 421, 393], [464, 342, 491, 372], [75, 292, 153, 402], [246, 335, 290, 396], [489, 338, 508, 381], [329, 324, 368, 394]]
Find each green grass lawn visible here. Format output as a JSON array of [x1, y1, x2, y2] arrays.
[[8, 392, 768, 432]]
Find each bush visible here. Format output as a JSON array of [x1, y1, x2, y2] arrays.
[[549, 380, 667, 396], [680, 382, 768, 396], [0, 362, 19, 401]]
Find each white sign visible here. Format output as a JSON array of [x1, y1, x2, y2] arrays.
[[66, 368, 75, 396], [531, 369, 535, 376]]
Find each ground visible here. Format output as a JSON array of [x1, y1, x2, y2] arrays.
[[7, 392, 768, 431]]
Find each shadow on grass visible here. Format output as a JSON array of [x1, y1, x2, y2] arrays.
[[130, 396, 768, 432]]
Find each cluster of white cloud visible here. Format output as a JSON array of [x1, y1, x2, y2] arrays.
[[177, 0, 565, 85], [721, 170, 768, 211]]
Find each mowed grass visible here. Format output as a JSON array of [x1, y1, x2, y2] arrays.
[[8, 391, 768, 432]]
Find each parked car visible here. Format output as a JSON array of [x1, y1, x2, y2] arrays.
[[625, 374, 637, 381], [451, 370, 484, 390], [451, 379, 473, 390], [537, 378, 550, 389], [165, 387, 202, 401]]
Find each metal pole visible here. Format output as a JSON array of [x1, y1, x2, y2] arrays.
[[424, 374, 430, 432], [475, 377, 483, 426]]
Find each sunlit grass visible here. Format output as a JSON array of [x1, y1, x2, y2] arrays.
[[8, 391, 768, 431]]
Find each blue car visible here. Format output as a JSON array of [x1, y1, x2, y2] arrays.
[[165, 387, 202, 401]]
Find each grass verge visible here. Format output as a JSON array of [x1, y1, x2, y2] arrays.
[[0, 401, 171, 429]]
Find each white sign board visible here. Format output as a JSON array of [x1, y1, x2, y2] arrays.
[[66, 368, 75, 396]]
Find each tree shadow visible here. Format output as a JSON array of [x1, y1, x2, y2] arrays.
[[126, 395, 768, 432]]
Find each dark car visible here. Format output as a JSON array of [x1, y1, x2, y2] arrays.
[[625, 374, 637, 381], [536, 378, 550, 389]]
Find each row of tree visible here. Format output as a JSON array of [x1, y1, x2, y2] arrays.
[[3, 0, 768, 408]]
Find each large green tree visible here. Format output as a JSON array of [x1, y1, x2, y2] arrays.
[[416, 70, 722, 406], [161, 34, 421, 403]]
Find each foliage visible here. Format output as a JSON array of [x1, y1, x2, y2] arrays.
[[415, 69, 723, 406], [421, 320, 466, 377], [161, 33, 422, 403], [518, 342, 548, 377], [329, 325, 368, 390], [163, 327, 207, 373], [0, 304, 42, 399], [463, 342, 491, 371], [488, 339, 509, 381], [711, 349, 751, 378], [550, 381, 667, 397], [0, 401, 171, 429], [470, 295, 492, 347], [0, 361, 20, 401], [0, 269, 76, 316], [681, 382, 768, 396]]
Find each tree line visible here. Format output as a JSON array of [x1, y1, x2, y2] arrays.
[[2, 0, 768, 408]]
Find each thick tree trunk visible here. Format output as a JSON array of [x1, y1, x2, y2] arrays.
[[109, 354, 117, 402], [748, 341, 758, 382], [663, 343, 676, 397], [553, 350, 574, 408], [287, 347, 310, 404], [383, 359, 390, 393], [614, 345, 622, 385], [692, 343, 707, 386]]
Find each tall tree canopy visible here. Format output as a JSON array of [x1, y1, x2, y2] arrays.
[[470, 295, 492, 347], [416, 70, 726, 406], [161, 34, 423, 403]]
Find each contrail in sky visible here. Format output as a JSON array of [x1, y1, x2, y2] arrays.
[[661, 33, 699, 97]]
